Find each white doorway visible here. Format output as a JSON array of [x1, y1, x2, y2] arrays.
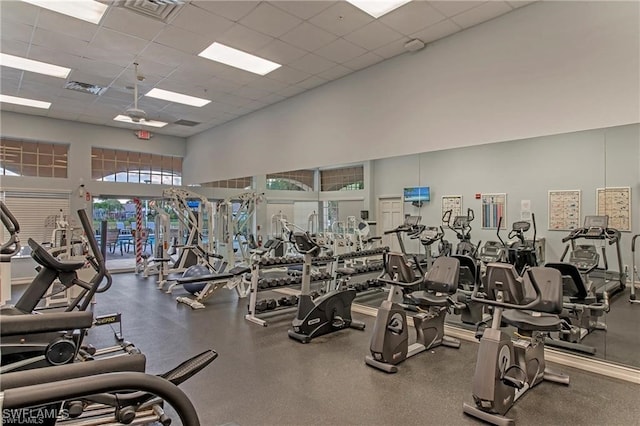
[[378, 198, 403, 252]]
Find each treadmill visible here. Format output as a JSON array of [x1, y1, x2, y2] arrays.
[[560, 215, 626, 299]]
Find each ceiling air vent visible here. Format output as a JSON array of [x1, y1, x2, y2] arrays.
[[64, 81, 108, 96], [175, 119, 200, 127], [118, 0, 186, 23]]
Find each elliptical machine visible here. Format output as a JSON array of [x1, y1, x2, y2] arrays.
[[443, 208, 481, 258], [288, 230, 365, 343], [462, 263, 569, 425], [365, 253, 462, 373]]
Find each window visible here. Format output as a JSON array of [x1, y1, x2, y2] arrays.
[[91, 148, 182, 185], [0, 139, 68, 178], [266, 170, 315, 191], [1, 190, 70, 255], [201, 177, 253, 189], [322, 201, 339, 232], [320, 166, 364, 191]]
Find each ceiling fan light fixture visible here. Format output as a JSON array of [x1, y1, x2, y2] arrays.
[[113, 115, 168, 127]]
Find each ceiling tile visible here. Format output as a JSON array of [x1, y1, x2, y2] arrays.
[[139, 43, 192, 68], [451, 1, 512, 29], [217, 24, 275, 53], [269, 1, 336, 20], [154, 25, 212, 54], [27, 45, 84, 70], [217, 67, 260, 85], [343, 52, 384, 71], [1, 20, 33, 44], [0, 1, 39, 25], [36, 9, 98, 42], [0, 68, 24, 83], [343, 21, 404, 51], [202, 77, 244, 94], [167, 65, 216, 85], [430, 1, 484, 18], [32, 28, 89, 56], [411, 19, 461, 44], [130, 58, 177, 79], [191, 1, 259, 22], [102, 7, 165, 41], [267, 66, 311, 84], [259, 92, 286, 105], [379, 2, 446, 35], [48, 111, 79, 121], [1, 39, 30, 57], [308, 2, 374, 37], [89, 28, 150, 56], [233, 86, 272, 100], [297, 76, 327, 90], [73, 58, 126, 81], [211, 92, 253, 107], [171, 4, 235, 38], [315, 38, 367, 63], [245, 78, 289, 93], [289, 53, 337, 75], [373, 36, 411, 59], [239, 3, 302, 38], [318, 64, 353, 80], [280, 22, 338, 53], [256, 39, 307, 64]]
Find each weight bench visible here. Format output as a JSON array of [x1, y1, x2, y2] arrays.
[[175, 266, 251, 309]]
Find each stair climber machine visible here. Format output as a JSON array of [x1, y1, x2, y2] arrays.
[[365, 253, 464, 373], [442, 208, 482, 259], [287, 228, 365, 343], [462, 263, 569, 425], [559, 215, 626, 300]]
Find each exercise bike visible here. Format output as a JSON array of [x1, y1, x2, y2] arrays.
[[365, 253, 462, 373], [462, 263, 569, 425], [287, 230, 365, 343]]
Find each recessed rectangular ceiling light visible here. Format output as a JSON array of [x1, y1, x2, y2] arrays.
[[346, 0, 412, 18], [198, 42, 281, 76], [145, 88, 211, 107], [0, 53, 71, 78], [20, 0, 108, 24], [0, 94, 51, 109], [113, 115, 168, 128]]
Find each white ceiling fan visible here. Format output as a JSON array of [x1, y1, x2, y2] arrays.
[[124, 62, 147, 123]]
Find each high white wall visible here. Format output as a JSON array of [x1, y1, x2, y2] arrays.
[[0, 112, 186, 203], [184, 1, 640, 184], [372, 123, 640, 269]]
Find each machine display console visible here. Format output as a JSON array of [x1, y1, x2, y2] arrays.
[[452, 216, 470, 229], [583, 215, 609, 238], [404, 216, 421, 226]]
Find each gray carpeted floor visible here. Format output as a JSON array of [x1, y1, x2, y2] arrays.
[[82, 273, 640, 426]]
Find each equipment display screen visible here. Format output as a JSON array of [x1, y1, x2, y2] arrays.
[[584, 215, 608, 228], [187, 200, 200, 210], [404, 186, 430, 202]]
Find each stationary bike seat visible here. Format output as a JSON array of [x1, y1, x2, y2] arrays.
[[408, 291, 449, 307], [502, 309, 562, 332]]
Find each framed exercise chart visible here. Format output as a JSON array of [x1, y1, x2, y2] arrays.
[[596, 186, 631, 232], [548, 189, 581, 231], [481, 193, 507, 229], [441, 195, 463, 221]]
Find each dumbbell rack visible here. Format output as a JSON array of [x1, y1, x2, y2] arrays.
[[244, 247, 389, 327]]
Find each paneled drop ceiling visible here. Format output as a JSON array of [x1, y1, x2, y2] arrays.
[[0, 0, 535, 137]]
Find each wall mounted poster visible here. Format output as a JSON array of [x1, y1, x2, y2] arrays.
[[442, 195, 463, 222], [481, 193, 506, 229], [548, 190, 581, 231], [596, 187, 631, 231]]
